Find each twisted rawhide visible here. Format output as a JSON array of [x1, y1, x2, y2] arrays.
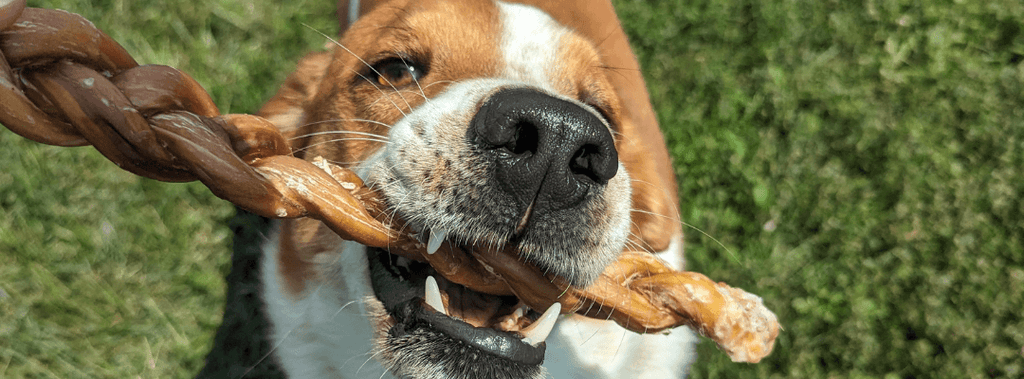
[[315, 160, 780, 363]]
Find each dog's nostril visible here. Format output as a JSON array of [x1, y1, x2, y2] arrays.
[[570, 143, 610, 183], [504, 121, 539, 156], [473, 118, 539, 158]]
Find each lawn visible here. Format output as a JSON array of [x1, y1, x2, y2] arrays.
[[1, 0, 1022, 378]]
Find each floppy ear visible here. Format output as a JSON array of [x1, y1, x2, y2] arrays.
[[520, 0, 682, 252], [257, 51, 333, 154]]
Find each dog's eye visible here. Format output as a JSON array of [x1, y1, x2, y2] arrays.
[[372, 59, 424, 88]]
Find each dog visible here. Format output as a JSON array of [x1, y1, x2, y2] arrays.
[[211, 0, 699, 377]]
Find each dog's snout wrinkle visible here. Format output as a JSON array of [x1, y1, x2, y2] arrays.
[[469, 88, 618, 215]]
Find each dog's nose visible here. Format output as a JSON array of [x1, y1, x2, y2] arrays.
[[469, 87, 618, 213]]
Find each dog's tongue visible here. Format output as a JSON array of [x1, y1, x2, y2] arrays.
[[313, 159, 780, 364]]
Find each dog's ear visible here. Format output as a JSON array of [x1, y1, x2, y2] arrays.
[[523, 0, 682, 252], [257, 51, 333, 154], [616, 120, 681, 253], [605, 44, 682, 254]]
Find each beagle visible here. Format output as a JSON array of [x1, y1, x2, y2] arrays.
[[246, 0, 699, 377]]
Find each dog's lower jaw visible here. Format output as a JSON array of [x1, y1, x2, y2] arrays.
[[369, 299, 548, 379], [259, 221, 544, 379], [260, 221, 698, 379]]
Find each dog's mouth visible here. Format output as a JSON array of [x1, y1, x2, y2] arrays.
[[367, 240, 560, 369]]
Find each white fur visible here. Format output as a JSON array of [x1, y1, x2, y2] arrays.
[[497, 2, 564, 89], [261, 227, 394, 379]]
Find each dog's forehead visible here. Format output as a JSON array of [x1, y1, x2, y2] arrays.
[[345, 0, 586, 92], [338, 0, 499, 76], [495, 2, 567, 88]]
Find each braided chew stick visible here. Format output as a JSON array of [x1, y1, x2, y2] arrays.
[[324, 165, 780, 363], [0, 2, 779, 363]]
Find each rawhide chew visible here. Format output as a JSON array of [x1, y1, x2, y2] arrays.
[[312, 159, 780, 363]]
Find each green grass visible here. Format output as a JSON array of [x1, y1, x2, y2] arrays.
[[1, 0, 1023, 378]]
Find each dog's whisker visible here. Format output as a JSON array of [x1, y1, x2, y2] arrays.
[[294, 138, 391, 155], [629, 207, 740, 264], [400, 56, 429, 102], [625, 227, 661, 256], [627, 177, 674, 193], [290, 129, 391, 142], [366, 91, 407, 110], [421, 79, 456, 90], [370, 167, 423, 240], [353, 69, 412, 116], [573, 318, 612, 350], [239, 277, 335, 379], [300, 25, 412, 116], [305, 26, 416, 112], [299, 136, 390, 146], [613, 321, 631, 357], [340, 350, 376, 375], [623, 237, 655, 256], [356, 347, 388, 377], [237, 327, 293, 379], [595, 63, 642, 83], [330, 299, 360, 320], [627, 208, 674, 221], [292, 119, 396, 135], [624, 179, 732, 255]]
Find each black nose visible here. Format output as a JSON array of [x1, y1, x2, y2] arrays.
[[469, 88, 618, 213]]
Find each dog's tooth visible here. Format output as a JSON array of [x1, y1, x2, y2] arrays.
[[425, 276, 446, 315], [520, 302, 561, 346], [426, 228, 446, 255], [513, 303, 529, 319]]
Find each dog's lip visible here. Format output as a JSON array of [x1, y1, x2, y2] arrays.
[[391, 298, 546, 365], [367, 247, 547, 366]]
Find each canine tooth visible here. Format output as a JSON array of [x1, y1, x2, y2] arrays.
[[520, 302, 561, 346], [427, 228, 446, 255], [425, 276, 446, 315], [513, 303, 529, 319], [515, 200, 535, 235]]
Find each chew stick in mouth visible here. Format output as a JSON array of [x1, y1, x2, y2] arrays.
[[310, 158, 780, 363]]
